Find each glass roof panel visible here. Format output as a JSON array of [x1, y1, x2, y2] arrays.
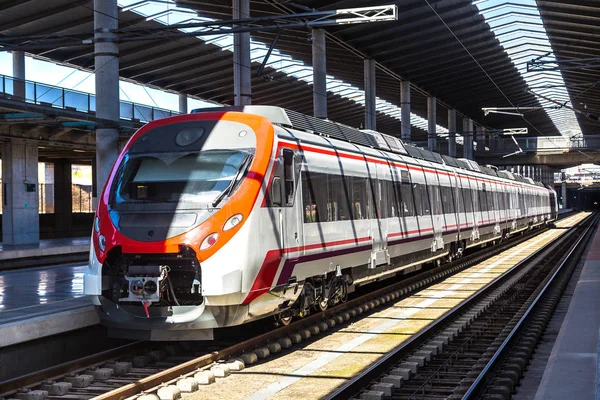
[[476, 0, 582, 137], [117, 0, 450, 135]]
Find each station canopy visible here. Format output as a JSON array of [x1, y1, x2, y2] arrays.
[[0, 0, 598, 142]]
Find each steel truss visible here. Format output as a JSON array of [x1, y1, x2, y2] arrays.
[[0, 5, 397, 50]]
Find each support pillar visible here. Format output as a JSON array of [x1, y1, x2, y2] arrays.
[[94, 0, 120, 199], [448, 108, 456, 157], [427, 96, 436, 152], [463, 118, 473, 160], [364, 58, 376, 130], [1, 141, 39, 245], [233, 0, 251, 106], [54, 159, 73, 237], [562, 181, 568, 209], [475, 125, 485, 152], [312, 28, 327, 119], [179, 93, 188, 114], [12, 50, 25, 99], [401, 80, 411, 142]]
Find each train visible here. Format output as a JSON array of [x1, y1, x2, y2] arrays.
[[84, 105, 558, 340]]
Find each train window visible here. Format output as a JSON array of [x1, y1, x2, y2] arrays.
[[270, 177, 282, 206], [479, 189, 488, 212], [462, 188, 472, 213], [352, 177, 368, 220], [440, 186, 456, 214], [384, 180, 399, 218], [400, 182, 415, 217], [328, 175, 351, 221], [282, 149, 295, 206], [487, 190, 495, 212], [428, 185, 442, 215], [302, 172, 316, 222], [412, 183, 425, 216]]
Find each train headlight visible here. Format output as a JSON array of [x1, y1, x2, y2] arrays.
[[130, 279, 144, 296], [94, 216, 100, 233], [223, 214, 243, 231], [175, 127, 204, 147], [98, 234, 106, 252], [200, 233, 219, 251]]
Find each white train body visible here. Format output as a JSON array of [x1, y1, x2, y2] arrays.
[[84, 106, 557, 340]]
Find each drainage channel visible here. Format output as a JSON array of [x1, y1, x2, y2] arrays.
[[330, 213, 595, 400]]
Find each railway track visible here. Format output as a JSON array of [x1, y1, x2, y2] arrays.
[[332, 212, 597, 400], [0, 213, 588, 400]]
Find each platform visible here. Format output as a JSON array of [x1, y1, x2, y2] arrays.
[[0, 237, 90, 272], [534, 222, 600, 400], [0, 263, 97, 348]]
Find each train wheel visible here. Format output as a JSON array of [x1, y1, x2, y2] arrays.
[[274, 313, 293, 327], [315, 299, 328, 312]]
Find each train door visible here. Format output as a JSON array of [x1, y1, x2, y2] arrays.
[[464, 174, 480, 241], [281, 148, 303, 261], [509, 186, 517, 231], [369, 164, 389, 269], [424, 167, 444, 252], [550, 191, 557, 219], [409, 165, 436, 251], [437, 170, 458, 243], [451, 171, 462, 241], [490, 182, 501, 236]]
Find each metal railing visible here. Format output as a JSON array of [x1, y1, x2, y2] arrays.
[[0, 74, 179, 123], [487, 135, 600, 154]]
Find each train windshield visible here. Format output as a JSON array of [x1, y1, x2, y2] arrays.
[[110, 149, 254, 208]]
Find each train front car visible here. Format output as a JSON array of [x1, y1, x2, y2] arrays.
[[84, 110, 281, 340]]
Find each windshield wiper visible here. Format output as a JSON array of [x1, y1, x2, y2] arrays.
[[212, 154, 253, 207]]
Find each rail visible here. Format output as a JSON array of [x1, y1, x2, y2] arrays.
[[463, 213, 598, 398]]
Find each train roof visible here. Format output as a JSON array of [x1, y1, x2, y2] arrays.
[[191, 105, 543, 187]]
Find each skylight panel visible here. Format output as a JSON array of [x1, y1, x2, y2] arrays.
[[117, 0, 450, 136], [475, 0, 581, 137]]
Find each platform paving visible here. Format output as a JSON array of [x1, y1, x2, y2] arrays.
[[0, 263, 97, 347], [534, 222, 600, 400]]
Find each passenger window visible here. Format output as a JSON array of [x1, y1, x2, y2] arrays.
[[428, 185, 442, 215], [271, 177, 282, 206], [328, 175, 351, 221], [352, 177, 368, 219], [282, 149, 295, 206], [400, 182, 415, 217]]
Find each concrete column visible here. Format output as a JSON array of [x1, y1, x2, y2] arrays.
[[1, 141, 39, 245], [178, 93, 188, 114], [463, 118, 473, 160], [448, 108, 456, 157], [94, 0, 120, 198], [427, 96, 436, 152], [401, 80, 411, 142], [233, 0, 251, 106], [475, 125, 485, 152], [54, 159, 73, 237], [364, 58, 376, 130], [312, 28, 327, 119], [12, 51, 25, 99], [562, 181, 568, 209]]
